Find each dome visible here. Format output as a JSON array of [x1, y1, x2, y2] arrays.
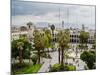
[[20, 26, 27, 31]]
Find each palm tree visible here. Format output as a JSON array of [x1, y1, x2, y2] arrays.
[[50, 24, 55, 35], [17, 42, 24, 64], [27, 43, 32, 63], [58, 47, 61, 64], [44, 29, 52, 52], [50, 24, 55, 44], [57, 30, 70, 67], [34, 30, 45, 64]]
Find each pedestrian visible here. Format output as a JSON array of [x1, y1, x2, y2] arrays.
[[78, 63, 79, 67], [76, 60, 78, 64], [49, 64, 51, 69], [73, 58, 75, 62]]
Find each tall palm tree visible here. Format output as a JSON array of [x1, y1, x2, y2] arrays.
[[57, 30, 70, 67], [44, 29, 52, 52], [34, 30, 45, 64], [58, 47, 61, 64], [17, 42, 24, 64], [50, 24, 55, 43], [27, 43, 32, 63]]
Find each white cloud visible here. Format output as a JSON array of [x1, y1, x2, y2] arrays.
[[11, 1, 95, 29]]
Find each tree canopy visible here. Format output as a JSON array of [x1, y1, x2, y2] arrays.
[[50, 24, 55, 32], [57, 31, 70, 48], [80, 51, 96, 69], [79, 31, 89, 44], [11, 37, 31, 59]]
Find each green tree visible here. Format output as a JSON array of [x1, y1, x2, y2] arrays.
[[92, 32, 96, 49], [44, 29, 52, 52], [79, 31, 89, 50], [58, 48, 61, 64], [50, 24, 55, 43], [57, 30, 70, 67], [50, 24, 55, 35], [11, 37, 30, 64], [34, 30, 45, 64], [80, 51, 96, 69], [26, 42, 33, 63], [17, 42, 24, 64]]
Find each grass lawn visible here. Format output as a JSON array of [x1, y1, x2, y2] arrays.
[[15, 64, 42, 74], [25, 64, 42, 73]]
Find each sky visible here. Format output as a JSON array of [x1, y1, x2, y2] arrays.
[[11, 0, 96, 29]]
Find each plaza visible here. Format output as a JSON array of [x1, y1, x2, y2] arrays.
[[11, 1, 96, 74], [11, 23, 96, 74]]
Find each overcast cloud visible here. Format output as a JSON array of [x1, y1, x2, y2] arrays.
[[11, 0, 95, 29]]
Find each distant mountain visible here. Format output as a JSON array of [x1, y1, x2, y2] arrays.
[[35, 22, 83, 29], [35, 22, 49, 28], [12, 22, 95, 30]]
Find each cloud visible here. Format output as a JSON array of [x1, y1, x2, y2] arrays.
[[11, 0, 95, 29]]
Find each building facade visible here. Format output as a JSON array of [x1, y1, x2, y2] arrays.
[[11, 25, 34, 41], [11, 25, 95, 44]]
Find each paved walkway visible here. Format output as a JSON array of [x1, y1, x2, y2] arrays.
[[38, 43, 94, 72], [38, 51, 58, 72], [38, 59, 50, 72], [38, 49, 86, 72], [67, 58, 86, 70]]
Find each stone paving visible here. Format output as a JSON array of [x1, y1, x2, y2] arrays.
[[38, 50, 86, 72], [38, 43, 93, 72]]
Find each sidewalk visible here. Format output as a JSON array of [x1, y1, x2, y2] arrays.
[[38, 51, 58, 72], [38, 59, 50, 72]]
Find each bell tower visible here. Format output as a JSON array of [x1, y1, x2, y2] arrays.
[[27, 22, 33, 42]]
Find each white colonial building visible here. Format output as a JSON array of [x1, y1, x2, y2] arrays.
[[11, 24, 95, 44], [11, 24, 34, 41]]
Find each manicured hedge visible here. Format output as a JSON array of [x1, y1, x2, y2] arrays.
[[66, 65, 76, 71], [50, 63, 76, 72], [50, 64, 61, 72], [31, 55, 38, 64]]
